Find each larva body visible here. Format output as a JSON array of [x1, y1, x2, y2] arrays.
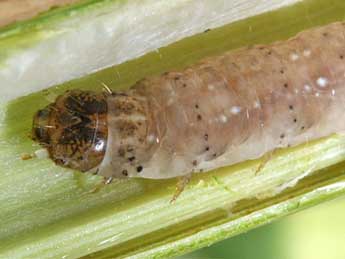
[[33, 21, 345, 179]]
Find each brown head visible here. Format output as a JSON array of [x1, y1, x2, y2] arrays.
[[32, 90, 108, 172]]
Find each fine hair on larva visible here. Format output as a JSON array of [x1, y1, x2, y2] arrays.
[[32, 21, 345, 180]]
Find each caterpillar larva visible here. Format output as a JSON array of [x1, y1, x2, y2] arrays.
[[33, 21, 345, 180]]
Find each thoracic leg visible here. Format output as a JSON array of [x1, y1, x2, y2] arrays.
[[170, 174, 192, 203]]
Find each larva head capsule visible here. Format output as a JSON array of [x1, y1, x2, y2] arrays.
[[32, 90, 108, 172]]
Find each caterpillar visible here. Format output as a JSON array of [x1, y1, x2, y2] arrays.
[[32, 21, 345, 180]]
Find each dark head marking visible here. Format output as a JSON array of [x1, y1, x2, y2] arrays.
[[32, 90, 108, 172]]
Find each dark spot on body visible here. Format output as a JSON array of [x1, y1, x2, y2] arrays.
[[122, 169, 128, 176], [340, 55, 344, 59], [174, 76, 180, 81], [289, 105, 294, 110], [114, 100, 135, 115], [293, 118, 297, 123], [280, 69, 285, 74], [323, 32, 328, 37], [284, 83, 288, 88], [213, 153, 217, 157], [183, 83, 187, 88], [231, 61, 238, 66], [301, 126, 305, 130], [117, 120, 138, 137], [128, 156, 135, 162], [136, 166, 143, 172], [192, 160, 197, 166], [113, 97, 144, 116], [280, 133, 285, 139], [197, 114, 202, 121], [195, 104, 199, 109], [205, 146, 210, 151]]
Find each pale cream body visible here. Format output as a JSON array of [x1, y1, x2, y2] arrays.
[[98, 22, 345, 179]]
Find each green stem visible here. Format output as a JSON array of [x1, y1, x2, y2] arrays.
[[1, 0, 345, 258]]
